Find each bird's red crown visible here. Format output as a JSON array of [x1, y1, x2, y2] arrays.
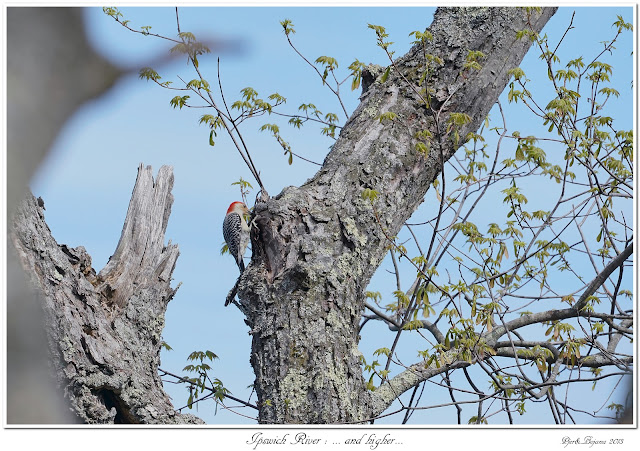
[[227, 201, 246, 215]]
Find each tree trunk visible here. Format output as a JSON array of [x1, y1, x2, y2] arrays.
[[9, 164, 202, 424], [238, 7, 557, 423]]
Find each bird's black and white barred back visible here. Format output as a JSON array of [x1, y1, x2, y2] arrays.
[[223, 201, 250, 273]]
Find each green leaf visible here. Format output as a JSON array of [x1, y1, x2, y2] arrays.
[[508, 67, 526, 80], [139, 67, 160, 82], [367, 23, 388, 39], [361, 188, 379, 203], [199, 114, 214, 125], [409, 29, 433, 45], [280, 19, 295, 36], [415, 142, 429, 157], [380, 66, 391, 83], [170, 42, 187, 54], [169, 95, 189, 109], [448, 112, 472, 127], [315, 55, 339, 70], [178, 31, 196, 43], [288, 117, 303, 129], [377, 111, 397, 123], [209, 130, 215, 147], [373, 347, 391, 357]]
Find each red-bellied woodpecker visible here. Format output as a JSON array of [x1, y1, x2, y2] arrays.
[[223, 201, 250, 274]]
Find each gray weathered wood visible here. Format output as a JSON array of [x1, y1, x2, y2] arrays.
[[10, 164, 202, 424], [97, 165, 179, 309]]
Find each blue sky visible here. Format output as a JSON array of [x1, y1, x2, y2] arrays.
[[29, 5, 634, 426]]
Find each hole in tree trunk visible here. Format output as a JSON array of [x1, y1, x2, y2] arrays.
[[93, 389, 137, 424]]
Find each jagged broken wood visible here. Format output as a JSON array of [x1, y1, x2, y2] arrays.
[[10, 164, 203, 424]]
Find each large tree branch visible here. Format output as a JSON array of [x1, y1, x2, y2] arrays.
[[494, 348, 632, 369], [487, 242, 633, 345], [370, 348, 472, 418]]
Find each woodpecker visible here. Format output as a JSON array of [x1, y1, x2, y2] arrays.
[[223, 201, 251, 274]]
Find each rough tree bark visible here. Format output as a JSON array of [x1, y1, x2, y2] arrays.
[[237, 7, 558, 423], [10, 164, 202, 424]]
